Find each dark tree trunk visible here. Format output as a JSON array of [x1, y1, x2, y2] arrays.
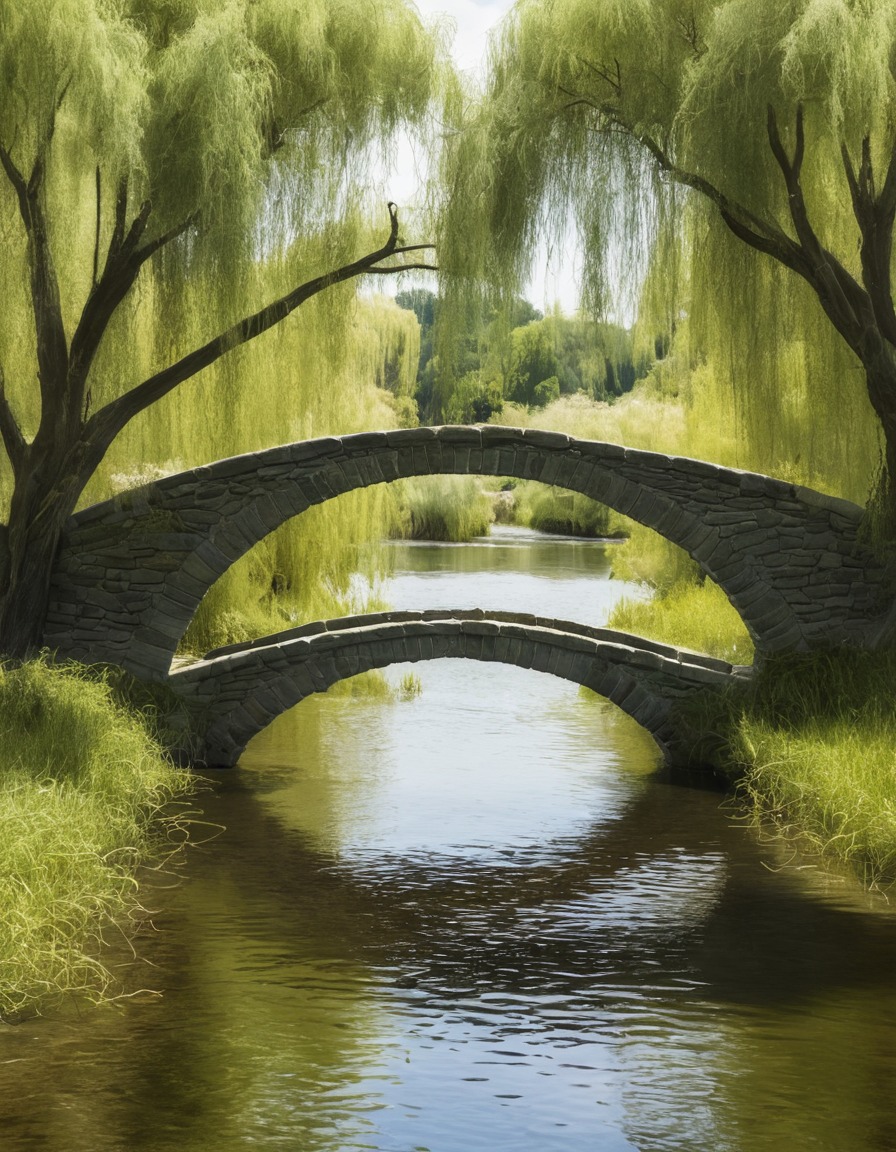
[[0, 449, 84, 660], [860, 345, 896, 537]]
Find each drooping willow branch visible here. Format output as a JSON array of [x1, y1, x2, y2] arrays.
[[83, 203, 436, 463]]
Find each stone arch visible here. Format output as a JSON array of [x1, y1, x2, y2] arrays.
[[46, 426, 884, 680], [166, 612, 746, 767]]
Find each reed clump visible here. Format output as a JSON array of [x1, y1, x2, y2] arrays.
[[0, 658, 194, 1017], [511, 481, 617, 537], [393, 476, 494, 542]]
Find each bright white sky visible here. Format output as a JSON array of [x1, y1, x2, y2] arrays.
[[421, 0, 512, 72], [385, 0, 582, 313]]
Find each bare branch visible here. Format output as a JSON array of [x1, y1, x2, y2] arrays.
[[389, 243, 436, 254], [842, 140, 861, 207], [134, 213, 197, 263], [85, 203, 412, 448], [841, 135, 896, 346], [120, 199, 153, 258], [563, 88, 875, 354], [879, 136, 896, 218], [109, 177, 129, 259], [575, 56, 622, 97], [69, 205, 196, 392], [0, 142, 29, 223], [26, 76, 71, 200], [366, 262, 439, 274], [767, 104, 872, 343]]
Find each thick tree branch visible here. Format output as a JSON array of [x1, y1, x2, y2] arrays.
[[0, 143, 29, 222], [10, 147, 70, 418], [84, 204, 427, 452], [0, 367, 26, 477], [563, 84, 880, 359], [109, 177, 129, 260], [0, 109, 73, 442], [69, 205, 196, 396], [842, 136, 896, 347], [767, 105, 817, 257], [766, 105, 871, 348], [558, 89, 802, 263]]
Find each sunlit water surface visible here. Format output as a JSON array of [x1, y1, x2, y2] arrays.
[[2, 527, 896, 1151]]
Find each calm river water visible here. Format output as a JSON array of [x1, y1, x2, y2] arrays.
[[2, 526, 896, 1151]]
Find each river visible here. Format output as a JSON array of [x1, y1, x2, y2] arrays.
[[2, 525, 896, 1151]]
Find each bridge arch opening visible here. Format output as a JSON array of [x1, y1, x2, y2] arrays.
[[175, 472, 635, 662]]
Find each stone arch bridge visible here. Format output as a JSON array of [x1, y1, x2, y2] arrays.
[[169, 609, 750, 767], [41, 425, 886, 765]]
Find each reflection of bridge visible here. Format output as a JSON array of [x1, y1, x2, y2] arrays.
[[42, 426, 886, 765]]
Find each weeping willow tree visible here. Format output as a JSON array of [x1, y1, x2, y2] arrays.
[[0, 0, 445, 658], [440, 0, 896, 532]]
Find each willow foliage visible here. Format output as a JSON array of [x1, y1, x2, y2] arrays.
[[0, 0, 443, 412], [439, 0, 894, 499], [0, 0, 447, 654]]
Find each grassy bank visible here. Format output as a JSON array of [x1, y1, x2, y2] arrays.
[[0, 658, 194, 1017], [610, 579, 754, 665], [722, 651, 896, 887], [611, 582, 896, 887]]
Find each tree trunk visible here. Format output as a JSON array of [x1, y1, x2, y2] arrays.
[[0, 461, 82, 660], [861, 345, 896, 540]]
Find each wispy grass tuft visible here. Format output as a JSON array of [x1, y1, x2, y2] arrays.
[[0, 658, 195, 1017]]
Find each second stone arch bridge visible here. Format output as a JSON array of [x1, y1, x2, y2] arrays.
[[42, 425, 886, 765]]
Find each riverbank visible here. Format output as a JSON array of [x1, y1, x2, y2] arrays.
[[0, 658, 195, 1017], [608, 582, 896, 888]]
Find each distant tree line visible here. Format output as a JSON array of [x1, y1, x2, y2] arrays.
[[394, 290, 652, 424]]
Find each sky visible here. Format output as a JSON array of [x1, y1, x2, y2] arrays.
[[386, 0, 582, 314], [419, 0, 513, 72]]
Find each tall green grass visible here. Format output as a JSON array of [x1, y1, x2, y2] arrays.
[[0, 658, 194, 1017], [708, 652, 896, 887], [610, 579, 754, 664], [610, 573, 896, 886], [393, 476, 494, 542]]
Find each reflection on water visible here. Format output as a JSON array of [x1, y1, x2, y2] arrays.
[[1, 528, 896, 1151], [377, 524, 648, 627]]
